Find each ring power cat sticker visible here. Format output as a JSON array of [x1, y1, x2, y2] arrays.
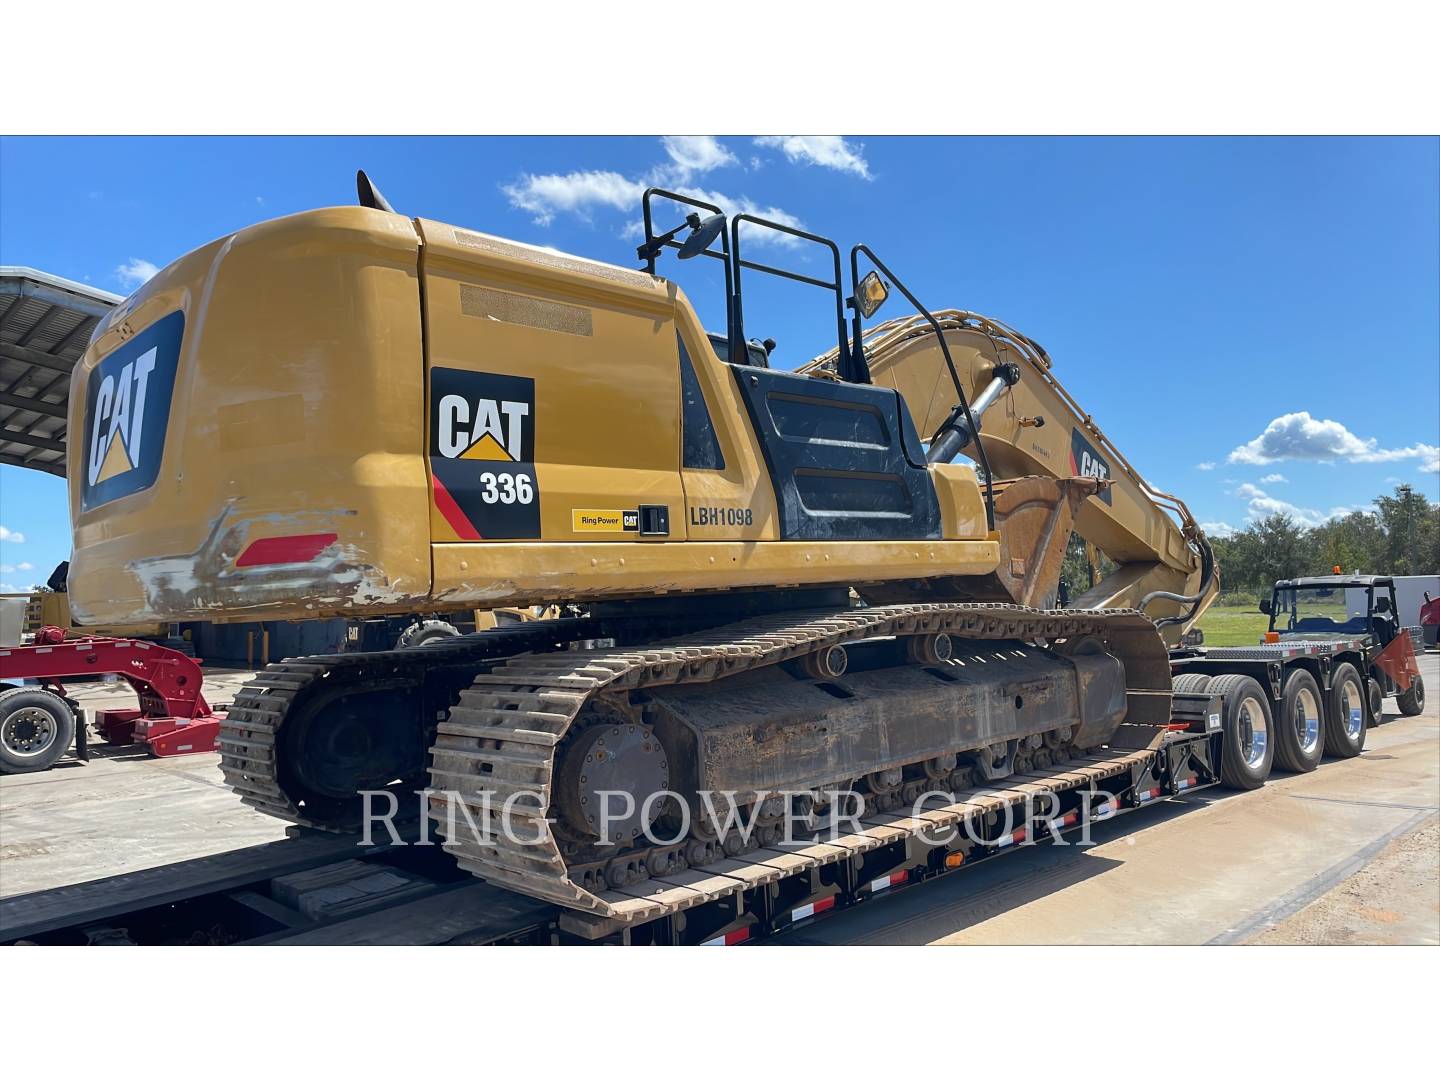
[[429, 367, 540, 539], [80, 310, 184, 511], [572, 509, 639, 533]]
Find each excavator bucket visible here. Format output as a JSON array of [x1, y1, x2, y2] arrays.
[[960, 475, 1103, 608]]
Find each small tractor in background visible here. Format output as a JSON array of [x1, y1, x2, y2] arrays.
[[1259, 573, 1426, 720]]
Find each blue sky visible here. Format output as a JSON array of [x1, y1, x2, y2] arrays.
[[1, 135, 1436, 589]]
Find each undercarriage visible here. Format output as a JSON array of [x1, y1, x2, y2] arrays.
[[219, 601, 1169, 920]]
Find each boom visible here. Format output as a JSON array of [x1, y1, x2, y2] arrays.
[[805, 310, 1217, 643]]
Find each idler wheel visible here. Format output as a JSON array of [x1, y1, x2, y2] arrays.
[[907, 633, 954, 665], [556, 723, 670, 844], [801, 644, 848, 679]]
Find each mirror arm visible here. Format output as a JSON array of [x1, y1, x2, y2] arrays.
[[850, 244, 995, 530]]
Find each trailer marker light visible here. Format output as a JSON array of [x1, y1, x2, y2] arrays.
[[867, 870, 910, 893], [944, 851, 966, 869], [235, 532, 339, 568], [701, 927, 751, 946], [790, 896, 837, 923]]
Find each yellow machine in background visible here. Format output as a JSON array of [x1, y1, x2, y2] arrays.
[[66, 174, 1212, 918]]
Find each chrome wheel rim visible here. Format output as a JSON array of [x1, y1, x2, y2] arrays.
[[1, 706, 58, 759], [1342, 681, 1363, 739], [1295, 687, 1321, 754], [1238, 698, 1268, 767]]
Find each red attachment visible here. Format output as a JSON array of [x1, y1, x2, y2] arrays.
[[0, 634, 223, 758], [1374, 631, 1420, 693], [235, 532, 338, 567]]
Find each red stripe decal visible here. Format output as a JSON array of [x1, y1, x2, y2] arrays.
[[814, 896, 836, 914], [431, 473, 482, 541], [235, 532, 338, 568], [725, 928, 750, 945]]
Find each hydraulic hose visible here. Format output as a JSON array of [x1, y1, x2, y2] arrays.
[[1141, 532, 1216, 630]]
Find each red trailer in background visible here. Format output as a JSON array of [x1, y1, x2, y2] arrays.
[[0, 627, 222, 774], [1421, 591, 1439, 650]]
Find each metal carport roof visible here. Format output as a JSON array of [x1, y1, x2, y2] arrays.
[[0, 267, 122, 477]]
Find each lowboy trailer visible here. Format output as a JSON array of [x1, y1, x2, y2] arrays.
[[2, 690, 1224, 945]]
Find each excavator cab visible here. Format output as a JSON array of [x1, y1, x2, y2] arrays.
[[637, 189, 994, 546]]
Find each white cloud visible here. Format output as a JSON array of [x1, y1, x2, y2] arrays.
[[660, 136, 737, 177], [114, 257, 158, 289], [755, 136, 872, 179], [502, 170, 645, 227], [1195, 461, 1216, 471], [1228, 411, 1439, 468], [504, 176, 803, 249], [673, 186, 806, 248], [1259, 473, 1287, 483], [0, 525, 24, 543], [0, 562, 33, 574], [1201, 521, 1237, 538], [1230, 483, 1368, 528], [1422, 458, 1440, 474]]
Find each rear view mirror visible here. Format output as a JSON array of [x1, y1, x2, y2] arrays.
[[1259, 598, 1272, 615], [854, 270, 890, 318], [677, 214, 726, 260]]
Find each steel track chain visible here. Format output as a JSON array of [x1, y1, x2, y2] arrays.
[[426, 602, 1167, 917], [216, 620, 597, 828]]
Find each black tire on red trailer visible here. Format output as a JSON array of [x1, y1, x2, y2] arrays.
[[0, 686, 76, 775], [1323, 663, 1367, 758], [1397, 675, 1425, 717], [1211, 674, 1274, 790], [1273, 669, 1324, 773]]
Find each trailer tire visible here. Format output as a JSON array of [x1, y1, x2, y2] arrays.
[[397, 619, 461, 649], [1212, 674, 1273, 790], [1323, 663, 1367, 758], [1367, 678, 1383, 726], [1397, 675, 1425, 717], [0, 687, 75, 775], [1171, 673, 1212, 694], [1273, 669, 1324, 773]]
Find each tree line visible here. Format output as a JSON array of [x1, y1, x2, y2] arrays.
[[1207, 484, 1439, 598], [1061, 483, 1439, 602]]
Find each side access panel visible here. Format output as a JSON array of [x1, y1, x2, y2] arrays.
[[731, 366, 941, 541], [416, 221, 688, 547]]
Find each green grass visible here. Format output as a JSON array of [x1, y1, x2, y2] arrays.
[[1195, 606, 1270, 647]]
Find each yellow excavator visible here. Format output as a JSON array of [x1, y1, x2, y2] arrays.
[[66, 174, 1215, 917]]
